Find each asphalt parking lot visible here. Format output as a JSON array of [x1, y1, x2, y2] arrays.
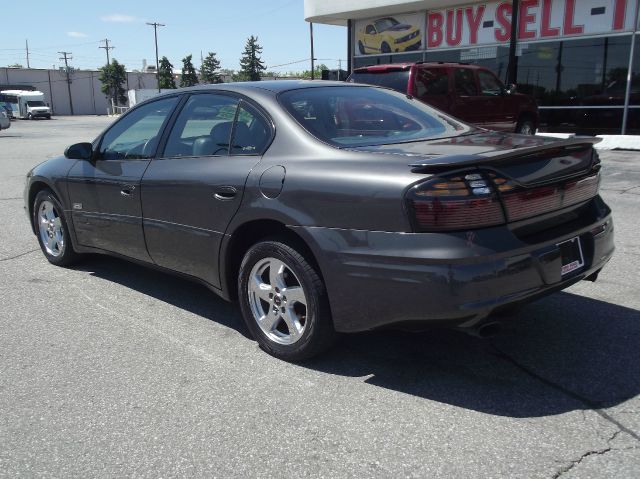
[[1, 116, 639, 478]]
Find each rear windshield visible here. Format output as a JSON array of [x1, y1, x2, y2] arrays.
[[349, 71, 410, 93], [279, 86, 469, 147]]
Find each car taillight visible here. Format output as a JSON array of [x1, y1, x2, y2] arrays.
[[491, 172, 600, 222], [407, 173, 506, 232]]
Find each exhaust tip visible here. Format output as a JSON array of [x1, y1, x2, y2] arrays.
[[460, 321, 503, 338]]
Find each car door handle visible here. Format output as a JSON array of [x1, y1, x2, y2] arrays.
[[213, 186, 237, 201], [120, 185, 135, 197]]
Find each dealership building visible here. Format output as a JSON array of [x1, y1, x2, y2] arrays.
[[305, 0, 640, 134]]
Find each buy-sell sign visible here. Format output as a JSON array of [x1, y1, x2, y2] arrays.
[[426, 0, 636, 49]]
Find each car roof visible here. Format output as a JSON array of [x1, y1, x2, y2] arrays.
[[353, 62, 486, 72], [179, 80, 355, 94]]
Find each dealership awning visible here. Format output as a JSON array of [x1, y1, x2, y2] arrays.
[[304, 0, 473, 25]]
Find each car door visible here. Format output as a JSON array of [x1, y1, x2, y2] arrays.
[[66, 95, 180, 261], [141, 93, 272, 287], [450, 68, 486, 126], [476, 69, 510, 131]]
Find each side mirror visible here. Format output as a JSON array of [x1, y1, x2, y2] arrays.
[[64, 142, 93, 160], [506, 83, 517, 94]]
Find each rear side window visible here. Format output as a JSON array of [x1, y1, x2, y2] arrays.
[[162, 93, 239, 158], [349, 71, 410, 94], [232, 103, 271, 155], [454, 68, 478, 96], [415, 68, 449, 97]]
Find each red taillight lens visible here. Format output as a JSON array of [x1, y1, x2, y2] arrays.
[[408, 173, 505, 231], [499, 173, 600, 222]]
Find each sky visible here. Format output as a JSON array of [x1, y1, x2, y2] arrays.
[[0, 0, 347, 74]]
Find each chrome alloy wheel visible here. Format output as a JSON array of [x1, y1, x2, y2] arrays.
[[247, 257, 308, 345], [38, 200, 65, 257]]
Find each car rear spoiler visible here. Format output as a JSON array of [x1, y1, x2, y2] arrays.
[[408, 137, 602, 174]]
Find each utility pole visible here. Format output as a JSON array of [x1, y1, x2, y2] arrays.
[[146, 22, 165, 93], [99, 39, 115, 65], [506, 0, 520, 85], [58, 51, 74, 115], [310, 22, 315, 80], [25, 40, 30, 68]]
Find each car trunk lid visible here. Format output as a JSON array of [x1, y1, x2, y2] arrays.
[[349, 132, 602, 230]]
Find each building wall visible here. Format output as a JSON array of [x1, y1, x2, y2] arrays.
[[0, 68, 158, 115]]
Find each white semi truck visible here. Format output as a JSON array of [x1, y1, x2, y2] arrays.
[[0, 90, 52, 119]]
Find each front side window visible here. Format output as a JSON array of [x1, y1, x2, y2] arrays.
[[280, 86, 470, 147], [163, 93, 240, 158], [98, 96, 179, 160], [478, 71, 503, 96]]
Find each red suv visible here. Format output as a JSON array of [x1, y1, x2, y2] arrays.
[[348, 62, 539, 134]]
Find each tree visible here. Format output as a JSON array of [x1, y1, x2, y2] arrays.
[[299, 63, 329, 79], [200, 52, 222, 84], [7, 63, 23, 69], [239, 35, 266, 81], [98, 59, 127, 106], [180, 54, 199, 87], [158, 56, 176, 89]]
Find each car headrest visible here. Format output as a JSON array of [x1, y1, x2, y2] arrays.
[[210, 121, 234, 147], [232, 122, 253, 151], [192, 137, 215, 156]]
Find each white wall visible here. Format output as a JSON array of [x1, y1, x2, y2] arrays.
[[1, 68, 159, 115], [304, 0, 473, 24]]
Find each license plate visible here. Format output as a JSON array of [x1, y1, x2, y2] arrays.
[[558, 237, 585, 275]]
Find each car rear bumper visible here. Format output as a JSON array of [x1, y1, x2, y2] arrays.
[[293, 198, 614, 333]]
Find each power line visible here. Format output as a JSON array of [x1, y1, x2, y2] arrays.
[[99, 39, 115, 65], [267, 58, 310, 69]]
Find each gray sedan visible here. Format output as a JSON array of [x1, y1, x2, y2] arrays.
[[23, 81, 614, 360]]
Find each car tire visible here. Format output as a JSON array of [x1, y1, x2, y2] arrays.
[[381, 42, 391, 53], [238, 240, 336, 361], [358, 41, 365, 55], [516, 117, 536, 135], [33, 189, 80, 266], [27, 113, 33, 120]]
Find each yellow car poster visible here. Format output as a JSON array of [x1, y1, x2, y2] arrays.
[[355, 12, 425, 56]]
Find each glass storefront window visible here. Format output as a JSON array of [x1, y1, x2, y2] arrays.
[[353, 52, 422, 69], [425, 47, 510, 82], [517, 36, 632, 106]]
